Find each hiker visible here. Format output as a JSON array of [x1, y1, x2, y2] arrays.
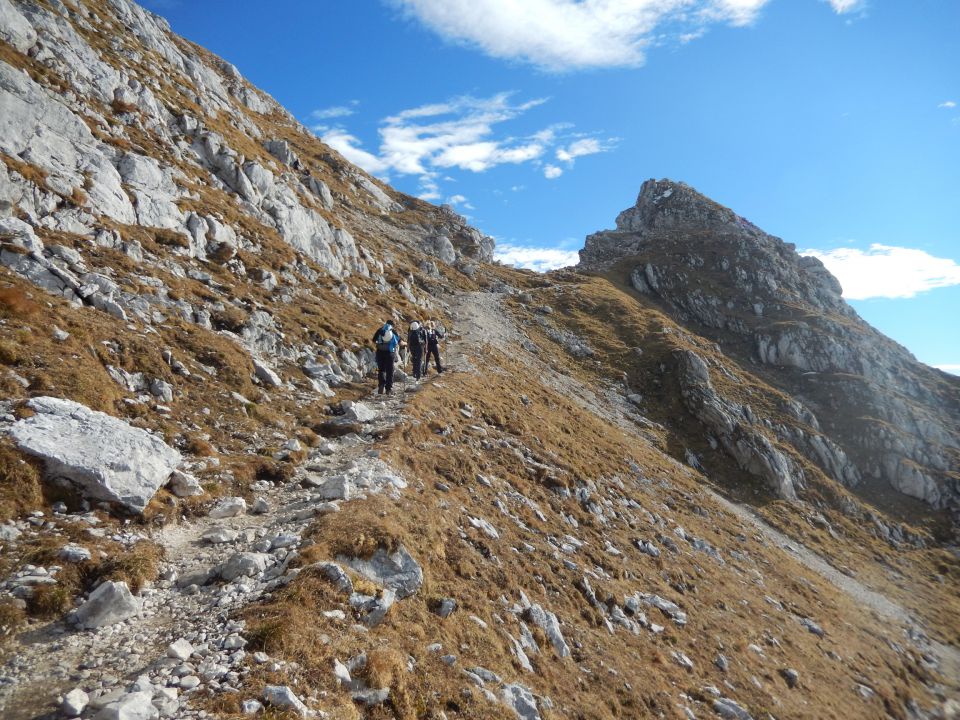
[[424, 319, 444, 375], [397, 337, 408, 370], [407, 320, 427, 380], [371, 320, 399, 394]]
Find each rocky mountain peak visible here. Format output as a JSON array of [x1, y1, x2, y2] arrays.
[[614, 178, 746, 235]]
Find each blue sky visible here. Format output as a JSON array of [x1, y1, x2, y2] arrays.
[[146, 0, 959, 371]]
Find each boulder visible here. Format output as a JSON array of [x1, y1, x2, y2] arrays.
[[9, 397, 181, 513], [340, 545, 423, 599], [73, 581, 141, 629], [262, 685, 310, 717]]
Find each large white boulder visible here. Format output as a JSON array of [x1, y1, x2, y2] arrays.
[[9, 397, 181, 512], [73, 581, 141, 629]]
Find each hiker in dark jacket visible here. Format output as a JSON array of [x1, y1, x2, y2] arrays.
[[424, 319, 444, 375], [407, 320, 427, 380], [372, 320, 399, 394]]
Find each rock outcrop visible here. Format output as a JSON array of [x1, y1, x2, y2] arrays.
[[581, 179, 960, 517]]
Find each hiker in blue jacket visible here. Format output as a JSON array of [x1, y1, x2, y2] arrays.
[[371, 320, 399, 395]]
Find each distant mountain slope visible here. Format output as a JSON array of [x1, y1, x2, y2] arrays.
[[580, 179, 960, 529]]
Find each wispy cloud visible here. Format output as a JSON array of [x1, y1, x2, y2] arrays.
[[311, 102, 359, 121], [543, 164, 563, 179], [316, 92, 613, 200], [934, 364, 960, 376], [446, 193, 474, 209], [939, 100, 957, 109], [800, 244, 960, 299], [494, 243, 580, 272], [824, 0, 865, 13], [391, 0, 859, 71]]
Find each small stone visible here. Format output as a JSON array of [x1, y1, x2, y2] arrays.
[[179, 675, 201, 690], [59, 543, 92, 563], [202, 527, 238, 544], [781, 668, 800, 688], [433, 598, 457, 618], [62, 687, 89, 716], [208, 497, 246, 518], [251, 497, 269, 514], [167, 639, 194, 661], [262, 685, 310, 716], [52, 326, 71, 342], [241, 699, 263, 715], [168, 471, 203, 498]]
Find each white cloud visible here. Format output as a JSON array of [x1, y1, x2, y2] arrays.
[[446, 193, 474, 209], [311, 104, 357, 120], [800, 244, 960, 299], [939, 100, 957, 109], [495, 243, 580, 272], [824, 0, 865, 13], [544, 164, 563, 179], [934, 364, 960, 376], [556, 137, 615, 164], [316, 92, 613, 202], [392, 0, 856, 71], [320, 128, 390, 175]]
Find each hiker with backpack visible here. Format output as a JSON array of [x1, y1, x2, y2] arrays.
[[407, 320, 427, 380], [371, 320, 399, 394], [424, 319, 444, 375]]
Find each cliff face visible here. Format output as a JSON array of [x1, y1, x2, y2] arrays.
[[0, 4, 958, 720], [580, 179, 960, 520]]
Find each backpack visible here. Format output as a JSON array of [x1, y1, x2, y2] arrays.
[[376, 328, 394, 352]]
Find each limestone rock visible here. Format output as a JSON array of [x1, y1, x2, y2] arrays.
[[94, 690, 158, 720], [73, 581, 141, 629], [0, 0, 36, 53], [340, 545, 423, 599], [218, 552, 270, 582], [262, 685, 310, 717], [9, 397, 181, 513], [208, 496, 247, 518], [62, 687, 89, 717]]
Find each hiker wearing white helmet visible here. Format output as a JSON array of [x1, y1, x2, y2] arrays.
[[407, 320, 427, 380], [424, 319, 444, 375], [371, 320, 399, 394]]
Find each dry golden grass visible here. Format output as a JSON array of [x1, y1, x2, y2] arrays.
[[234, 337, 949, 719]]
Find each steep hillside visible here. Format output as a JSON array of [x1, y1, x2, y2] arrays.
[[0, 2, 957, 720], [580, 180, 960, 531]]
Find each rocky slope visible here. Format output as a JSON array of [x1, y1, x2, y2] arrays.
[[0, 2, 957, 720], [581, 179, 960, 527]]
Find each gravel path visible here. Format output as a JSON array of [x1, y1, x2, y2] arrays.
[[0, 387, 411, 718]]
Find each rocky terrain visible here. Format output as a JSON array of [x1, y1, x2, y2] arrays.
[[581, 180, 960, 528], [0, 1, 957, 719]]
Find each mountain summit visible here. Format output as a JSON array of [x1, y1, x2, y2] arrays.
[[581, 179, 960, 520], [0, 3, 957, 719]]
